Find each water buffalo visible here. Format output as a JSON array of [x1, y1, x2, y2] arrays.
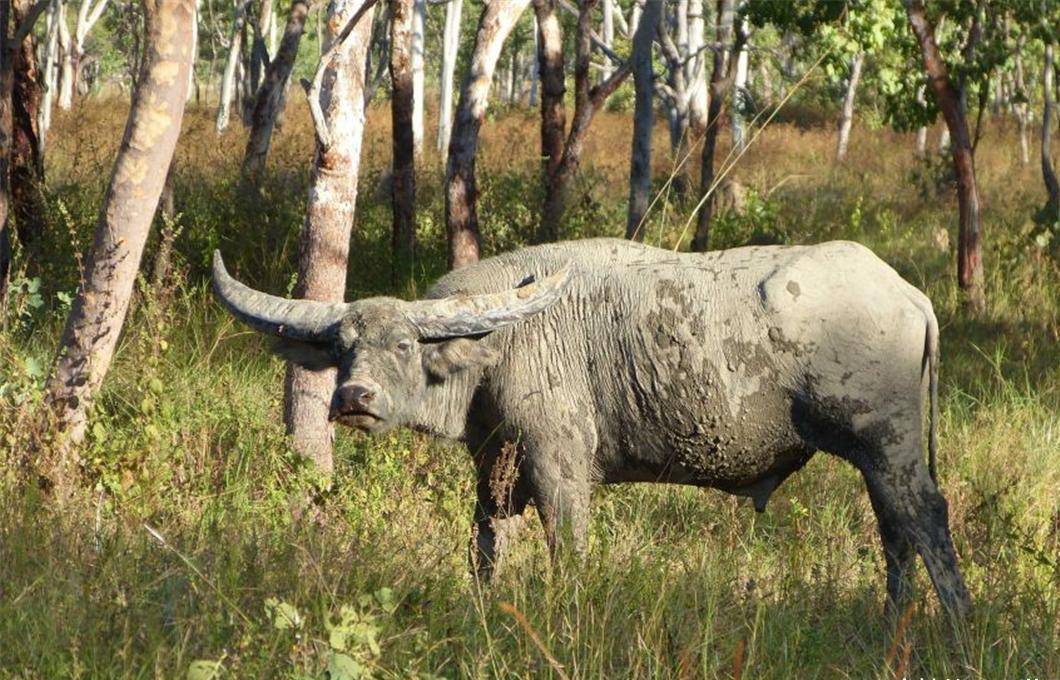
[[213, 238, 971, 617]]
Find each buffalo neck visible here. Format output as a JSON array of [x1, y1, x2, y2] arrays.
[[407, 367, 482, 441]]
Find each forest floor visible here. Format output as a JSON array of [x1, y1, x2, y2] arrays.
[[1, 98, 1059, 678]]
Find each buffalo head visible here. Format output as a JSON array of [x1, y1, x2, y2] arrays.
[[211, 252, 573, 432]]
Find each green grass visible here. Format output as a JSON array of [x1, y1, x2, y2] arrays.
[[0, 103, 1058, 678]]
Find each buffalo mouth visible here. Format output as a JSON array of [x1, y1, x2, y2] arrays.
[[331, 408, 385, 429]]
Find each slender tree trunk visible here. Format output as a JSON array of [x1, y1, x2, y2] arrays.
[[38, 0, 60, 156], [905, 0, 985, 312], [528, 13, 538, 105], [625, 0, 660, 240], [445, 0, 531, 269], [187, 0, 198, 100], [42, 0, 194, 493], [410, 0, 424, 155], [692, 0, 734, 252], [250, 0, 274, 91], [284, 0, 375, 473], [1043, 42, 1059, 215], [600, 0, 613, 82], [533, 0, 564, 187], [537, 0, 629, 242], [390, 0, 416, 285], [686, 0, 706, 133], [835, 51, 863, 162], [0, 0, 15, 303], [436, 0, 462, 157], [730, 15, 749, 153], [915, 85, 928, 156], [1014, 39, 1029, 166], [217, 0, 249, 132], [241, 0, 310, 184], [11, 0, 43, 252], [150, 162, 178, 287]]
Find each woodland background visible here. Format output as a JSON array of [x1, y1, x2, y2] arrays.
[[0, 0, 1059, 677]]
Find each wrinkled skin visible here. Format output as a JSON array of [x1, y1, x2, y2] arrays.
[[254, 238, 972, 618]]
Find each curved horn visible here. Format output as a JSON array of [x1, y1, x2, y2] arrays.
[[405, 262, 576, 339], [212, 251, 347, 340]]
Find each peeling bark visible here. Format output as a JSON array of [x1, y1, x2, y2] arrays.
[[42, 0, 195, 493], [283, 0, 375, 472]]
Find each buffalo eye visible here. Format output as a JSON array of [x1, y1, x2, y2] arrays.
[[395, 339, 413, 354]]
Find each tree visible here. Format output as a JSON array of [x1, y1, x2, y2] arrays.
[[216, 0, 251, 132], [1043, 42, 1058, 215], [835, 51, 864, 161], [625, 0, 661, 239], [410, 0, 424, 155], [692, 0, 736, 252], [59, 0, 108, 109], [537, 0, 630, 242], [10, 0, 44, 255], [41, 0, 195, 494], [904, 0, 985, 311], [436, 0, 462, 157], [0, 0, 48, 302], [532, 0, 564, 187], [241, 0, 310, 184], [445, 0, 531, 269], [389, 0, 416, 285], [284, 0, 376, 472]]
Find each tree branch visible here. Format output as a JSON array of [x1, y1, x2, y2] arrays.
[[12, 0, 50, 46]]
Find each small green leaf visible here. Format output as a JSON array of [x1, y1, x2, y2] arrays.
[[149, 377, 165, 394], [187, 660, 223, 680], [264, 597, 302, 630], [326, 652, 367, 680]]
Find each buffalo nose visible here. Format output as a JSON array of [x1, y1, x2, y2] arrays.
[[343, 384, 375, 409]]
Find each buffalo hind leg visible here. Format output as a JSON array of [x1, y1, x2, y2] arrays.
[[862, 457, 971, 618], [865, 474, 916, 615]]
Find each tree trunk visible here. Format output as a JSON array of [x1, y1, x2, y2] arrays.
[[444, 0, 530, 269], [533, 0, 564, 187], [625, 0, 660, 240], [730, 15, 749, 153], [600, 0, 613, 82], [42, 0, 194, 492], [537, 0, 629, 242], [38, 0, 60, 157], [915, 85, 927, 157], [1043, 42, 1059, 215], [1014, 39, 1029, 166], [905, 0, 984, 312], [686, 0, 706, 133], [217, 0, 250, 132], [436, 0, 462, 157], [0, 0, 14, 303], [390, 0, 416, 286], [835, 51, 863, 162], [410, 0, 424, 155], [11, 0, 43, 252], [692, 0, 734, 252], [250, 0, 274, 92], [283, 0, 375, 473], [241, 0, 310, 184]]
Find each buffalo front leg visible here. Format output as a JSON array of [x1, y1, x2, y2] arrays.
[[470, 467, 529, 582], [526, 443, 592, 562], [863, 458, 971, 619]]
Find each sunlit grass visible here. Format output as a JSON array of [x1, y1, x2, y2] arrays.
[[0, 100, 1058, 677]]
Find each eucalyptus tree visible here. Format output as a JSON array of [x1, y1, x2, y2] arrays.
[[42, 0, 195, 495], [216, 0, 251, 132], [390, 0, 416, 284], [445, 0, 531, 268], [285, 0, 377, 471], [59, 0, 108, 108], [626, 0, 661, 239], [437, 0, 462, 156]]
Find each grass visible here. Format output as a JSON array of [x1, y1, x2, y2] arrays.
[[1, 95, 1058, 678]]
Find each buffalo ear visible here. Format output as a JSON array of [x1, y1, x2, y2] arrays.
[[270, 338, 338, 370], [423, 337, 499, 379]]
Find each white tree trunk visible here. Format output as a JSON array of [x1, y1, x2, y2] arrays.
[[686, 0, 706, 131], [600, 0, 613, 81], [411, 0, 426, 155], [216, 0, 249, 132], [437, 0, 463, 156], [937, 126, 950, 152], [187, 0, 200, 101], [57, 1, 73, 109], [67, 0, 110, 106], [39, 0, 63, 155], [731, 16, 750, 153], [915, 85, 927, 156], [626, 0, 661, 238], [835, 51, 863, 161]]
